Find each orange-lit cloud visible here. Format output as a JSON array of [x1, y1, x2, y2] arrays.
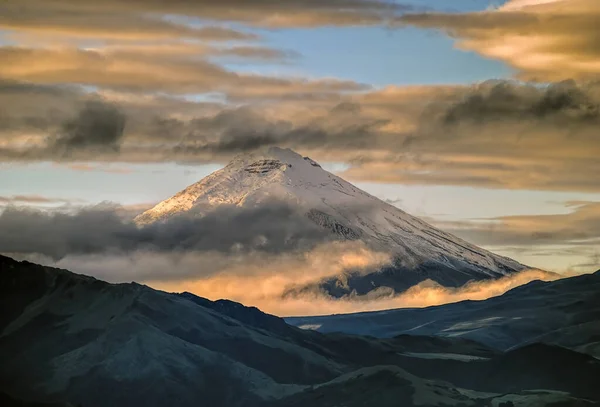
[[398, 0, 600, 81], [1, 0, 410, 33], [1, 79, 599, 194], [0, 47, 365, 96], [152, 266, 555, 316], [46, 241, 553, 317], [149, 240, 389, 288]]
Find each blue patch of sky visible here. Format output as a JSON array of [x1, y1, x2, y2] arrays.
[[221, 25, 513, 87], [401, 0, 507, 13], [0, 163, 220, 206], [356, 182, 600, 220], [180, 93, 228, 104], [0, 30, 12, 46], [170, 1, 514, 88], [213, 0, 515, 87]]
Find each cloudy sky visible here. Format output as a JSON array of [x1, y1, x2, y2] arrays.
[[1, 0, 599, 295]]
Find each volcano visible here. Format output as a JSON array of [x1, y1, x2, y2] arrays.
[[135, 147, 527, 297]]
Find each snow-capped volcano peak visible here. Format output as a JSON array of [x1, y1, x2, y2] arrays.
[[135, 147, 527, 293], [134, 147, 370, 224]]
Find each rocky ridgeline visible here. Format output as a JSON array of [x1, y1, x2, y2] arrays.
[[244, 159, 290, 174]]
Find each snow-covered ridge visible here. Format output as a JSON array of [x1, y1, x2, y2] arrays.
[[134, 147, 526, 280]]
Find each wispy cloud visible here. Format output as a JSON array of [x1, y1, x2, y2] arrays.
[[428, 201, 600, 247], [1, 0, 412, 33], [0, 195, 82, 205], [148, 263, 555, 316], [421, 201, 600, 274], [57, 163, 133, 174], [0, 47, 365, 96]]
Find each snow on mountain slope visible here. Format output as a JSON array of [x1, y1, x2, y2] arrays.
[[134, 147, 526, 291]]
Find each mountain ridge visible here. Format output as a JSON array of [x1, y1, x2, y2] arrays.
[[1, 254, 598, 407], [287, 269, 600, 359]]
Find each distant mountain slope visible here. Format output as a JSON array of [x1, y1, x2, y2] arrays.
[[1, 255, 597, 407], [269, 364, 597, 407], [134, 147, 526, 296], [287, 270, 600, 357]]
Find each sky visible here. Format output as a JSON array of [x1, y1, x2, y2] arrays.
[[0, 0, 599, 313]]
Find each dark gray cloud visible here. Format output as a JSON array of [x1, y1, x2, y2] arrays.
[[0, 79, 222, 141], [0, 204, 332, 260], [50, 101, 126, 156], [0, 80, 85, 133], [0, 98, 127, 160], [440, 80, 600, 125], [172, 103, 385, 155]]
